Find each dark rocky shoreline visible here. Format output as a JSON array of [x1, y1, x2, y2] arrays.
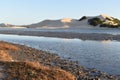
[[5, 42, 120, 80]]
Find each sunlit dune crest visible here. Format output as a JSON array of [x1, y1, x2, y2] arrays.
[[100, 14, 113, 20], [61, 18, 72, 23]]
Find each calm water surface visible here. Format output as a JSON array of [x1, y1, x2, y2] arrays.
[[0, 28, 120, 34], [0, 34, 120, 75]]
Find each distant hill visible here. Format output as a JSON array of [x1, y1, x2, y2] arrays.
[[0, 23, 14, 27], [0, 14, 120, 28], [26, 20, 65, 28], [25, 18, 92, 28], [25, 14, 120, 28], [0, 23, 26, 28]]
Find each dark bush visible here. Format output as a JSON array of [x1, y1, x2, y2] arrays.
[[100, 24, 119, 28], [88, 18, 103, 26], [106, 17, 112, 21], [79, 16, 87, 21]]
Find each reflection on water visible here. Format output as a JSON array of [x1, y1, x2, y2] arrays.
[[0, 34, 120, 75], [0, 28, 120, 34], [101, 40, 112, 44]]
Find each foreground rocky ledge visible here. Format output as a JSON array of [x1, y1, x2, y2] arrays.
[[0, 41, 120, 80]]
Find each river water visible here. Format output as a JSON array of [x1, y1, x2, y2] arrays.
[[0, 34, 120, 75]]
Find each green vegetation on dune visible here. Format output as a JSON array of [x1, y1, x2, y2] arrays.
[[88, 17, 120, 28], [88, 18, 103, 26]]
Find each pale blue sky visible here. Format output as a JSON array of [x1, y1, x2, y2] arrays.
[[0, 0, 119, 25]]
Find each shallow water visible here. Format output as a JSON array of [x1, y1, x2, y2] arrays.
[[0, 34, 120, 75]]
